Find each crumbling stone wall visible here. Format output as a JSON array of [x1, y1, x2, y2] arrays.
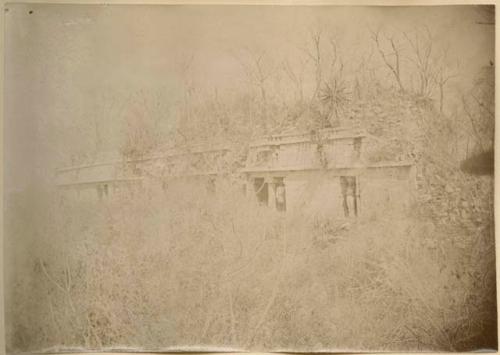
[[347, 90, 492, 230]]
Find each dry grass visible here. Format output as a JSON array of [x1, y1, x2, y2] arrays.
[[5, 174, 496, 353]]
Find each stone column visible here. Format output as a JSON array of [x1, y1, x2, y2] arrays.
[[267, 177, 276, 210]]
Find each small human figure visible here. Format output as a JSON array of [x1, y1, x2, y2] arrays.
[[275, 184, 286, 212], [341, 177, 357, 217]]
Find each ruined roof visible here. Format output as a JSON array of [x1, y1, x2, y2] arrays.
[[55, 163, 141, 186], [149, 142, 231, 159], [249, 126, 367, 148], [243, 126, 371, 173], [55, 126, 413, 187], [55, 141, 232, 186]]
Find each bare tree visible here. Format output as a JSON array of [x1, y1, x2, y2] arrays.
[[121, 90, 171, 158], [350, 46, 381, 101], [435, 61, 459, 113], [302, 29, 324, 100], [403, 27, 440, 98], [460, 66, 494, 154], [236, 48, 274, 104], [370, 28, 406, 92], [282, 56, 308, 102], [462, 94, 485, 153], [234, 48, 278, 133]]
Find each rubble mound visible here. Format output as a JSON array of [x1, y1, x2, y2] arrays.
[[346, 89, 493, 230]]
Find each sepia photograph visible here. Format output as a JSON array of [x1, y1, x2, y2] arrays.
[[3, 3, 497, 353]]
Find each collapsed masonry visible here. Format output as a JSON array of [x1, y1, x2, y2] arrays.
[[55, 126, 417, 219]]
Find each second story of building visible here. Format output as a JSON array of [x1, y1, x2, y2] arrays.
[[242, 126, 369, 173], [54, 125, 410, 189]]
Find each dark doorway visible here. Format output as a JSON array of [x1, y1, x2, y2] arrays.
[[254, 177, 268, 205], [340, 176, 357, 217], [207, 177, 216, 194], [274, 177, 286, 212]]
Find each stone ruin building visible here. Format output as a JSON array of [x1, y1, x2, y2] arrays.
[[55, 126, 417, 219]]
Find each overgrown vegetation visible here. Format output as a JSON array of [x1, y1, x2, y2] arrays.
[[5, 6, 496, 353], [6, 169, 495, 352]]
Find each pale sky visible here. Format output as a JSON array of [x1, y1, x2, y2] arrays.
[[4, 4, 495, 191]]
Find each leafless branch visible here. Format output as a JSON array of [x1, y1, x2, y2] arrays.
[[370, 28, 405, 92]]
